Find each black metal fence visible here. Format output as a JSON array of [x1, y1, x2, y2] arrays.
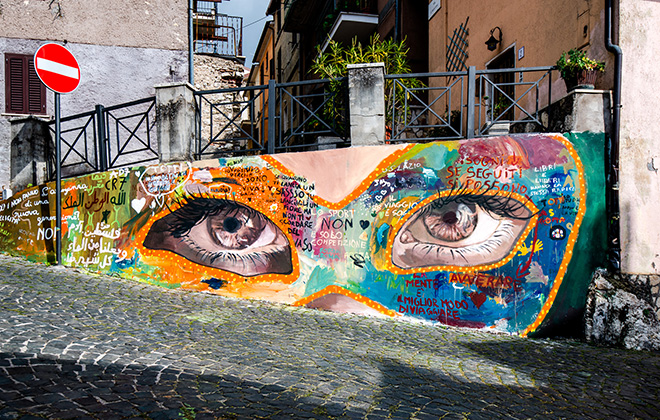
[[47, 97, 158, 180], [194, 77, 350, 159], [385, 66, 555, 142], [45, 66, 556, 180]]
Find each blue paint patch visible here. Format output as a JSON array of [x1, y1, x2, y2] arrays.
[[375, 224, 390, 252], [114, 249, 139, 270], [202, 278, 228, 289]]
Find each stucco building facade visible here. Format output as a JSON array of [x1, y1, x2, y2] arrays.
[[0, 0, 189, 188]]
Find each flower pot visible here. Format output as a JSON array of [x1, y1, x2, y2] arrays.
[[563, 69, 598, 92]]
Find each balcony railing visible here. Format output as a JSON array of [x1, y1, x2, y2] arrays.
[[193, 3, 243, 57]]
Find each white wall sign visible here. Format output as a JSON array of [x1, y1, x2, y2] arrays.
[[428, 0, 441, 20], [518, 46, 525, 60]]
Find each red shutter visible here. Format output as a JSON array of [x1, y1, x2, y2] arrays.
[[4, 53, 47, 114], [27, 58, 46, 114], [5, 55, 26, 113]]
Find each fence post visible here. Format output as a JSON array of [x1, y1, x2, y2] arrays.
[[466, 66, 476, 138], [347, 62, 386, 146], [95, 105, 107, 171], [155, 82, 196, 163], [267, 79, 276, 155]]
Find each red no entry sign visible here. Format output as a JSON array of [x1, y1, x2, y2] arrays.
[[34, 43, 80, 94]]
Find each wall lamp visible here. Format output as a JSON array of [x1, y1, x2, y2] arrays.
[[485, 27, 502, 51]]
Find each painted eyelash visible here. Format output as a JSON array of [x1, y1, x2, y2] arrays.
[[409, 219, 517, 263], [429, 185, 533, 220], [179, 235, 290, 275], [165, 194, 259, 238]]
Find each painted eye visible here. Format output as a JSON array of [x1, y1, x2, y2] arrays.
[[392, 192, 534, 268], [143, 197, 292, 277], [420, 202, 477, 241]]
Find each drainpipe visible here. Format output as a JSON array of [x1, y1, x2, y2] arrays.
[[605, 0, 622, 271], [394, 0, 400, 42], [188, 0, 194, 85]]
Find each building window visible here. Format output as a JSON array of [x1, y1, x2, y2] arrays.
[[4, 53, 46, 115]]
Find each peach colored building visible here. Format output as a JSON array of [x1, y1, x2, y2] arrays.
[[428, 0, 612, 92], [428, 0, 660, 280]]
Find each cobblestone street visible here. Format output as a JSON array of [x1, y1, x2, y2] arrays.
[[0, 254, 657, 419]]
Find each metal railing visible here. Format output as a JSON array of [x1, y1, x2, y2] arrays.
[[272, 77, 350, 153], [47, 97, 158, 180], [388, 71, 467, 141], [195, 84, 268, 158], [386, 66, 555, 142], [45, 66, 556, 180], [194, 77, 350, 159], [48, 109, 101, 178], [103, 97, 158, 169]]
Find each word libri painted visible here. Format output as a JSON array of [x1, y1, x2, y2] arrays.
[[0, 134, 592, 336]]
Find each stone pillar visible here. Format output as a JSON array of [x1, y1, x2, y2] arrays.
[[155, 82, 196, 162], [347, 63, 386, 146], [513, 89, 611, 134], [10, 117, 52, 192], [569, 89, 611, 133]]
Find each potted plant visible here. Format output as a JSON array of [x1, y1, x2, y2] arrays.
[[556, 48, 605, 91]]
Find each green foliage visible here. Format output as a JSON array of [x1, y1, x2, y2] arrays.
[[179, 403, 196, 420], [310, 34, 424, 125], [491, 95, 512, 119], [312, 34, 416, 78], [556, 48, 605, 81]]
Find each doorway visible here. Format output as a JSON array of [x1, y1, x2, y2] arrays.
[[486, 45, 516, 121]]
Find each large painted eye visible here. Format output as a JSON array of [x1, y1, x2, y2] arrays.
[[392, 192, 534, 269], [419, 202, 478, 241], [143, 197, 292, 277]]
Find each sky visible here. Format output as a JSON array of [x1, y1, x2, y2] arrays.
[[219, 0, 272, 67]]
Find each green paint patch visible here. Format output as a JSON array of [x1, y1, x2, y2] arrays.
[[304, 265, 337, 296]]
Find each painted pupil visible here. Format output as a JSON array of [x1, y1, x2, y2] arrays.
[[223, 217, 241, 233], [442, 211, 458, 225], [423, 202, 478, 242]]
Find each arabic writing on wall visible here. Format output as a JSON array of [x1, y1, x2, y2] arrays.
[[0, 134, 587, 336]]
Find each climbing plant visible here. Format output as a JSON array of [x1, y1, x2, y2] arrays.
[[311, 34, 423, 126]]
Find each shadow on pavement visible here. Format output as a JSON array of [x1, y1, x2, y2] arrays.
[[0, 351, 350, 420], [457, 338, 660, 419]]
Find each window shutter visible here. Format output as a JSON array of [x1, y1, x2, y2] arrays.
[[6, 55, 26, 113], [4, 53, 47, 114], [27, 58, 45, 114]]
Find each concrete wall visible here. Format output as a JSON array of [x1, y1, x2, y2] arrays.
[[618, 0, 660, 274], [0, 134, 605, 337], [0, 0, 187, 51]]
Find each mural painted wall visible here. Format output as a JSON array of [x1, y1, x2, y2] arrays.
[[0, 134, 606, 336]]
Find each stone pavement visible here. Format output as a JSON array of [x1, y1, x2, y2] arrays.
[[0, 255, 657, 420]]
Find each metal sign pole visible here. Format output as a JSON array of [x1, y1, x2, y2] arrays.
[[55, 92, 62, 265], [34, 42, 80, 266]]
